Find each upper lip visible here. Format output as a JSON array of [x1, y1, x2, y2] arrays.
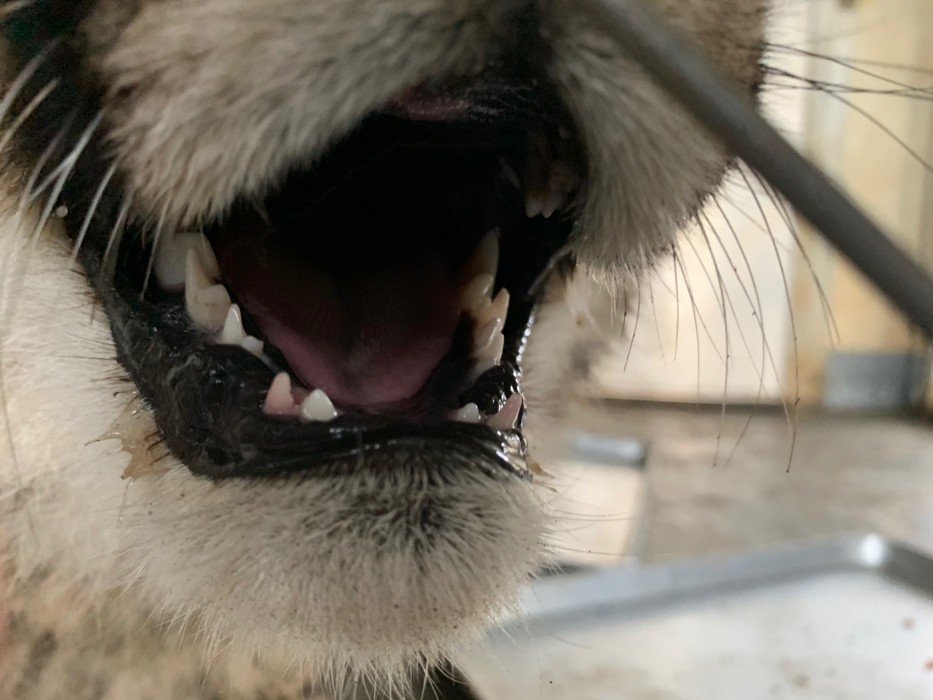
[[85, 65, 584, 480]]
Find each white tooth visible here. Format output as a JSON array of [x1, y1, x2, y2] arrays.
[[460, 273, 494, 312], [240, 336, 264, 357], [541, 189, 564, 219], [263, 373, 296, 416], [452, 403, 482, 424], [525, 194, 544, 219], [218, 304, 246, 345], [471, 333, 505, 380], [300, 389, 338, 423], [185, 250, 231, 332], [473, 288, 510, 329], [157, 232, 220, 290], [486, 393, 523, 431], [464, 230, 500, 280], [477, 333, 504, 364], [473, 317, 505, 354]]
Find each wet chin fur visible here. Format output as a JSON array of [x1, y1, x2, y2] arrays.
[[0, 211, 550, 682]]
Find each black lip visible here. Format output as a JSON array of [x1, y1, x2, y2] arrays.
[[94, 67, 582, 481], [2, 28, 583, 480], [103, 206, 569, 479]]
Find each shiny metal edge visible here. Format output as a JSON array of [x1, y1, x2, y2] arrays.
[[513, 534, 933, 625]]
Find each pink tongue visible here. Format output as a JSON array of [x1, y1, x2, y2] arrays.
[[219, 242, 461, 408]]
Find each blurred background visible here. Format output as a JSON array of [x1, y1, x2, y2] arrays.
[[541, 0, 933, 572], [461, 0, 933, 697]]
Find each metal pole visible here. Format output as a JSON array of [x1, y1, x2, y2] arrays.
[[579, 0, 933, 338]]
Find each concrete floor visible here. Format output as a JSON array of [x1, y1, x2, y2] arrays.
[[555, 401, 933, 563], [459, 403, 933, 700]]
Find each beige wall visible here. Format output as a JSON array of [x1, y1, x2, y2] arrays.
[[789, 0, 933, 406], [586, 1, 933, 406]]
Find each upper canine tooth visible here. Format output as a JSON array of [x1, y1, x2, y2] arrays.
[[263, 373, 297, 416], [464, 230, 500, 280], [486, 393, 523, 431], [460, 274, 494, 312], [452, 403, 482, 424], [300, 389, 338, 423], [218, 304, 246, 345], [156, 232, 220, 291], [185, 250, 231, 333]]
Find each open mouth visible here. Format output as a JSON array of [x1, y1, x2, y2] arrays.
[[98, 65, 584, 479]]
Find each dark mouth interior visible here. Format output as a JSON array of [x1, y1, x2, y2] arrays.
[[213, 117, 522, 417], [94, 69, 585, 477], [187, 98, 583, 426]]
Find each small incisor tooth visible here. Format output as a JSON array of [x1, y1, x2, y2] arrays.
[[185, 250, 231, 333], [157, 232, 220, 290], [486, 393, 523, 431], [300, 389, 338, 423], [525, 194, 545, 219], [473, 317, 504, 354], [477, 332, 504, 364], [473, 288, 510, 332], [218, 304, 246, 345], [460, 274, 494, 312], [452, 403, 482, 424], [471, 333, 505, 380], [263, 373, 297, 416]]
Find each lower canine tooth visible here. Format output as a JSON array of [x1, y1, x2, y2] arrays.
[[486, 393, 523, 431], [263, 373, 297, 416], [452, 403, 482, 424], [300, 390, 337, 423], [185, 251, 231, 332]]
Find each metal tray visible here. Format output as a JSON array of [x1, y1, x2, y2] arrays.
[[460, 534, 933, 699]]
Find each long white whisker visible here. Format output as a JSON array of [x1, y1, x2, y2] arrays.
[[736, 168, 798, 472], [141, 202, 170, 299], [102, 195, 133, 281], [0, 38, 59, 127], [750, 171, 839, 343], [16, 111, 75, 225], [29, 110, 105, 205], [71, 162, 118, 265], [29, 112, 107, 247], [0, 0, 37, 20], [0, 78, 58, 156]]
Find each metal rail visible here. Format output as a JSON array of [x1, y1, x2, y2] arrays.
[[580, 0, 933, 338]]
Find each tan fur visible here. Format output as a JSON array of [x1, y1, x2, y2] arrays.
[[0, 1, 766, 697]]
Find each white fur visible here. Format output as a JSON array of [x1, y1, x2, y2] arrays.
[[0, 1, 766, 695], [0, 213, 545, 690]]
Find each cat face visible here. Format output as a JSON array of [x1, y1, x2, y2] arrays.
[[0, 0, 765, 682]]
